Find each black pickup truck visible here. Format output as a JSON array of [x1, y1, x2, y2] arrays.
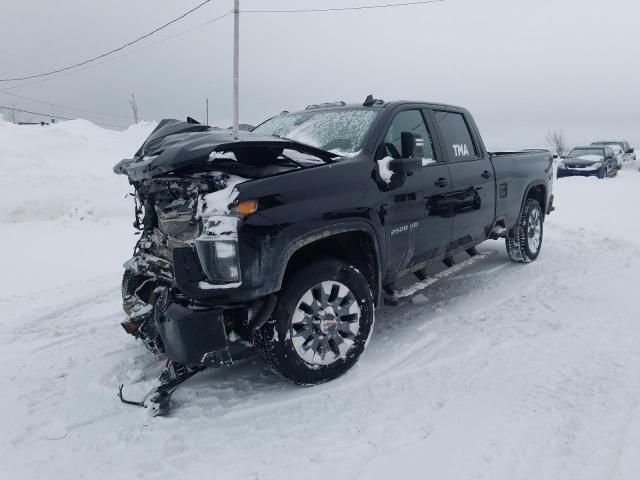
[[115, 97, 554, 389]]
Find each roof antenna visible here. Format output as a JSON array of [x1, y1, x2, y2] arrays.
[[363, 94, 375, 107]]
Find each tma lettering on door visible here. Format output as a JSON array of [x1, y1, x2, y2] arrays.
[[453, 144, 470, 157]]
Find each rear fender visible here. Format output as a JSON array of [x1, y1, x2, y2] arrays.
[[517, 180, 547, 224]]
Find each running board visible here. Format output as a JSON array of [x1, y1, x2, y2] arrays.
[[383, 249, 497, 306]]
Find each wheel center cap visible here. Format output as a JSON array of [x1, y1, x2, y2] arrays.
[[318, 311, 338, 334]]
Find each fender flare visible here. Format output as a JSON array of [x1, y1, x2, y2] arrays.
[[518, 180, 547, 223], [275, 221, 384, 304]]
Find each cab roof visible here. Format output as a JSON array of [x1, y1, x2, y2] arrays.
[[295, 96, 466, 113]]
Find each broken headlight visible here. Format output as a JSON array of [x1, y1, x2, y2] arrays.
[[195, 239, 240, 282], [194, 216, 241, 283]]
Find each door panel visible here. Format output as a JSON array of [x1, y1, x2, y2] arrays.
[[377, 109, 453, 277], [381, 165, 453, 274], [448, 160, 495, 245], [431, 109, 496, 248], [420, 164, 454, 259]]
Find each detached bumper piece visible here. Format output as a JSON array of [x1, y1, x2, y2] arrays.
[[155, 295, 234, 368], [118, 289, 250, 416], [118, 361, 205, 416]]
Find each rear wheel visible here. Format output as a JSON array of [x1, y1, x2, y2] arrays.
[[506, 198, 544, 263], [254, 258, 375, 386]]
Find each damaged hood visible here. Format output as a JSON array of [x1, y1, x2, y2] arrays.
[[114, 118, 336, 181]]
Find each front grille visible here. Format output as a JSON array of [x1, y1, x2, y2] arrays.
[[156, 206, 201, 240], [152, 196, 202, 261], [150, 227, 200, 262], [135, 176, 214, 263]]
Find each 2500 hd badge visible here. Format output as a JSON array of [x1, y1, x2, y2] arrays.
[[391, 222, 419, 236]]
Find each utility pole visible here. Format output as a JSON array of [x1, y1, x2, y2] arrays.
[[206, 98, 209, 126], [233, 0, 240, 132]]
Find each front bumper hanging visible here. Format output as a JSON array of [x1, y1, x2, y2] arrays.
[[154, 288, 234, 368]]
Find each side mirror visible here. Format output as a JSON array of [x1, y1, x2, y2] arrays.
[[389, 157, 423, 175], [627, 148, 634, 154], [552, 154, 559, 159], [400, 131, 416, 159]]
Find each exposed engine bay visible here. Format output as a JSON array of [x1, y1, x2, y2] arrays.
[[121, 173, 237, 353]]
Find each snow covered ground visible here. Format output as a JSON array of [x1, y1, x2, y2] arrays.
[[1, 118, 640, 480]]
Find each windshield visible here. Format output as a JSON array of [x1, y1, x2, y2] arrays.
[[609, 145, 622, 154], [253, 109, 379, 155], [568, 148, 604, 160]]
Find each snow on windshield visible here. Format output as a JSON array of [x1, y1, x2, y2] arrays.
[[254, 109, 378, 154], [569, 150, 603, 161], [575, 155, 604, 162]]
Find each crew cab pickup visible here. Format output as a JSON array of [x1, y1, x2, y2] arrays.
[[115, 97, 554, 387]]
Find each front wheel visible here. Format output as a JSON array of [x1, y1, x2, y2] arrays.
[[254, 258, 375, 386], [505, 198, 544, 263], [598, 166, 607, 179]]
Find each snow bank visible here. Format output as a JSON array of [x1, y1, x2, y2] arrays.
[[0, 117, 155, 222]]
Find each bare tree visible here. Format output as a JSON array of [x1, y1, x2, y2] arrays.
[[128, 93, 139, 124], [545, 130, 567, 157]]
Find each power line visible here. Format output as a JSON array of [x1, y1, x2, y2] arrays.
[[0, 0, 214, 82], [0, 104, 128, 128], [243, 0, 445, 14], [0, 91, 131, 118], [0, 11, 233, 92], [0, 10, 232, 129]]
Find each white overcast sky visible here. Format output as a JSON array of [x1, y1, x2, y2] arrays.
[[1, 0, 639, 148]]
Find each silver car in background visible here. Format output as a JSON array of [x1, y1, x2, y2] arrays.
[[592, 141, 636, 168]]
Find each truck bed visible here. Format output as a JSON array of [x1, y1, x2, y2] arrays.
[[490, 150, 554, 229]]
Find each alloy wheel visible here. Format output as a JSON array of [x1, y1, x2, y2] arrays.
[[527, 209, 542, 253], [290, 281, 361, 366]]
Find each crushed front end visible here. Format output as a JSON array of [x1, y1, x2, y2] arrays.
[[120, 173, 254, 368]]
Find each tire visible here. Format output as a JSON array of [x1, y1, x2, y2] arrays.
[[598, 166, 606, 179], [505, 198, 544, 263], [254, 258, 375, 386]]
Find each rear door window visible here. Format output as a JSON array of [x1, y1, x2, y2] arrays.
[[433, 110, 478, 161]]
